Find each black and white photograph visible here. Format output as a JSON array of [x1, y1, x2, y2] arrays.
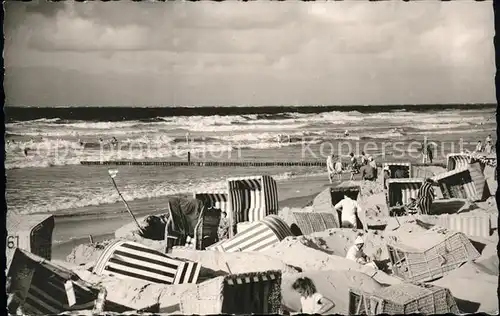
[[4, 0, 498, 315]]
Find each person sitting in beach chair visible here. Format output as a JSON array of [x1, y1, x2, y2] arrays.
[[383, 165, 391, 189], [333, 194, 361, 228], [345, 236, 378, 270], [292, 277, 335, 314], [217, 211, 230, 241], [415, 178, 435, 215]]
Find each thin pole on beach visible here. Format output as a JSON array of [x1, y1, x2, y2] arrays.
[[107, 169, 144, 235]]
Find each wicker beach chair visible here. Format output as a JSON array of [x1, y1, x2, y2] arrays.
[[6, 212, 54, 269], [291, 211, 339, 235], [227, 175, 279, 237], [7, 248, 103, 315], [348, 283, 459, 315], [192, 205, 221, 250], [383, 162, 412, 178], [446, 153, 472, 171], [93, 239, 202, 285], [179, 270, 282, 315], [206, 215, 292, 252], [386, 178, 423, 215], [432, 167, 481, 202], [386, 226, 480, 283]]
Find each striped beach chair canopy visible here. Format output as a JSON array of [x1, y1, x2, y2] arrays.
[[93, 240, 202, 285], [383, 162, 412, 178], [227, 175, 279, 229], [386, 178, 424, 208], [206, 215, 292, 253], [432, 167, 480, 201], [192, 191, 229, 214], [180, 270, 282, 315], [7, 248, 101, 315], [446, 153, 471, 171], [6, 213, 54, 270]]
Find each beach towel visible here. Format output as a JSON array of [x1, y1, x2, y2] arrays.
[[416, 181, 434, 215]]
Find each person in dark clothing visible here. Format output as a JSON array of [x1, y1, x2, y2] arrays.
[[349, 153, 359, 180], [393, 168, 407, 178], [416, 178, 435, 215], [427, 143, 433, 163], [360, 162, 377, 181]]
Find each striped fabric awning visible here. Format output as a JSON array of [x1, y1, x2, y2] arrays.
[[193, 191, 229, 214], [227, 175, 279, 227], [93, 240, 201, 285], [446, 154, 471, 171], [432, 168, 478, 201], [225, 272, 278, 285], [206, 215, 292, 252], [386, 179, 424, 207], [8, 249, 100, 315]]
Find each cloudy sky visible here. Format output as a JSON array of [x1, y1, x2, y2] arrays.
[[4, 1, 495, 107]]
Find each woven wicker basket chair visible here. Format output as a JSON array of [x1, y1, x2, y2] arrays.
[[6, 212, 54, 269], [385, 178, 423, 215], [348, 282, 459, 315], [179, 270, 282, 315], [7, 248, 103, 315], [432, 167, 482, 202], [386, 226, 480, 283], [291, 211, 339, 235]]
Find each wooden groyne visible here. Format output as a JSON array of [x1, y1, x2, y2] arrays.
[[80, 160, 447, 168]]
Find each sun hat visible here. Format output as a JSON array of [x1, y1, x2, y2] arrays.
[[354, 236, 364, 245]]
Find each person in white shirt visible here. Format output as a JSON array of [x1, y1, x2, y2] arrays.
[[326, 155, 335, 183], [334, 159, 343, 181], [291, 277, 334, 314], [345, 236, 378, 270], [333, 194, 361, 228]]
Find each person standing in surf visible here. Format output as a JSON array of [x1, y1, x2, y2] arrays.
[[326, 154, 335, 183]]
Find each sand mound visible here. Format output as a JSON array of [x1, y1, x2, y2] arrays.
[[66, 239, 114, 266], [431, 262, 499, 314], [74, 269, 194, 313], [282, 270, 384, 314], [170, 247, 298, 275]]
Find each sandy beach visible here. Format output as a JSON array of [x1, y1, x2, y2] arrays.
[[51, 171, 337, 260]]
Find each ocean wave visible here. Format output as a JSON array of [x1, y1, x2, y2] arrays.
[[11, 170, 325, 215]]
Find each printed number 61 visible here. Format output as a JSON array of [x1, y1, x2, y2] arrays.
[[7, 236, 19, 249]]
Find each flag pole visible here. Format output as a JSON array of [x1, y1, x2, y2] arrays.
[[107, 169, 144, 234]]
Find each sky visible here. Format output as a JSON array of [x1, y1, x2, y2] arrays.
[[4, 1, 495, 107]]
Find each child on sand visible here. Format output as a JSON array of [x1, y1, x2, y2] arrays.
[[345, 236, 378, 270], [334, 159, 343, 181], [292, 277, 335, 314]]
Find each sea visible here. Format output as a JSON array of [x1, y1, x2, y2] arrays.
[[5, 105, 497, 217]]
